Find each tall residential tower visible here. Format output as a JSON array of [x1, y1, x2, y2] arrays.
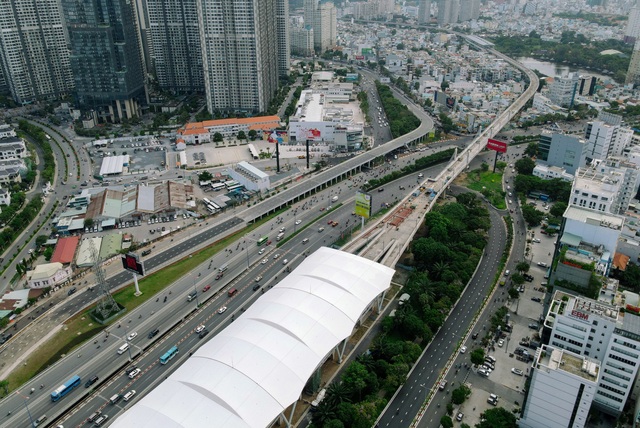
[[0, 0, 74, 104]]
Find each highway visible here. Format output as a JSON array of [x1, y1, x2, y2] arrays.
[[1, 152, 452, 428]]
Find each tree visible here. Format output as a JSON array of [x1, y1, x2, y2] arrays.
[[199, 171, 213, 182], [470, 348, 485, 366], [524, 142, 538, 157], [248, 129, 258, 140], [451, 384, 471, 405], [516, 261, 530, 273], [325, 381, 351, 408], [0, 380, 8, 397], [213, 132, 223, 143], [550, 201, 567, 218], [237, 130, 247, 140], [43, 247, 54, 261], [508, 287, 520, 299], [35, 235, 48, 247], [440, 415, 454, 428], [511, 273, 525, 286], [84, 218, 94, 228], [477, 407, 518, 428], [515, 157, 536, 175], [621, 263, 640, 291], [522, 204, 545, 226]]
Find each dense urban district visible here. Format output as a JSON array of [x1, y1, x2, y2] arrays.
[[3, 1, 640, 428]]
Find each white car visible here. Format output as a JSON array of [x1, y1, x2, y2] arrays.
[[497, 339, 504, 347], [258, 248, 266, 255], [255, 275, 263, 282], [279, 227, 285, 233], [127, 332, 138, 341], [273, 254, 280, 259], [318, 227, 325, 232], [512, 368, 524, 376], [460, 346, 467, 354], [218, 306, 227, 314], [295, 219, 302, 225], [261, 258, 268, 265], [128, 368, 142, 379], [282, 259, 289, 265], [195, 325, 206, 334]]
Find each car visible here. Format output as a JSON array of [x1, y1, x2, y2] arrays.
[[519, 285, 525, 293], [532, 238, 541, 243], [497, 339, 504, 347], [261, 258, 268, 265], [523, 274, 534, 282], [258, 248, 266, 255], [94, 415, 109, 427], [87, 411, 102, 423], [255, 275, 263, 282], [478, 368, 489, 377], [438, 380, 447, 391], [531, 297, 542, 302], [252, 284, 261, 291], [504, 270, 510, 276], [202, 285, 211, 292], [508, 200, 513, 204], [125, 366, 138, 376], [195, 325, 206, 334], [418, 173, 424, 178], [488, 397, 498, 406], [332, 221, 339, 227], [472, 332, 479, 340], [295, 219, 302, 225], [456, 412, 464, 421], [538, 261, 548, 267], [28, 249, 34, 254], [318, 227, 325, 232], [328, 219, 334, 225], [198, 328, 210, 339], [215, 273, 223, 280], [512, 368, 524, 376], [218, 306, 227, 314], [377, 187, 384, 192], [529, 323, 540, 329], [68, 287, 77, 296], [508, 192, 512, 197], [85, 375, 99, 388], [128, 368, 141, 379], [282, 259, 289, 265], [460, 346, 467, 354], [302, 238, 309, 244], [266, 240, 272, 246], [141, 249, 151, 256], [147, 328, 160, 339], [127, 332, 138, 341], [279, 227, 286, 233]]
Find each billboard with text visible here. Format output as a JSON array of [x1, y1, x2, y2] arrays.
[[355, 191, 372, 219], [486, 138, 507, 153], [121, 253, 145, 276]]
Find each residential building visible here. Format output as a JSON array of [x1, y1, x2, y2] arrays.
[[578, 75, 597, 97], [198, 0, 281, 114], [0, 0, 74, 105], [304, 0, 337, 53], [0, 125, 17, 139], [276, 0, 291, 77], [62, 0, 146, 122], [176, 116, 282, 145], [26, 262, 73, 289], [0, 188, 10, 206], [602, 158, 640, 216], [548, 74, 579, 108], [458, 0, 480, 22], [290, 26, 315, 57], [584, 121, 633, 164], [625, 5, 640, 44], [543, 290, 640, 416], [0, 137, 28, 160], [626, 39, 640, 85], [418, 0, 431, 24], [544, 133, 587, 175], [533, 164, 574, 182], [146, 0, 204, 93], [437, 0, 459, 25], [571, 166, 623, 214], [519, 345, 598, 428]]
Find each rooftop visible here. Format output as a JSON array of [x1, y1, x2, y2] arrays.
[[564, 206, 624, 230], [536, 345, 599, 382]]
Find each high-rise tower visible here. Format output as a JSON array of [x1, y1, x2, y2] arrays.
[[304, 0, 337, 53], [198, 0, 280, 114], [62, 0, 146, 122], [0, 0, 74, 104], [418, 0, 432, 24]]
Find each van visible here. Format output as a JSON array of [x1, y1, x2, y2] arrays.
[[187, 291, 197, 302], [34, 415, 47, 426], [87, 411, 102, 422], [218, 264, 228, 273], [276, 233, 284, 241], [228, 288, 238, 297], [117, 343, 129, 355], [94, 414, 109, 426], [123, 390, 136, 402], [331, 196, 338, 202], [541, 281, 548, 286], [109, 394, 121, 404], [302, 238, 309, 244]]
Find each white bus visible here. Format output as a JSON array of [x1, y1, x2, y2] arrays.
[[211, 182, 225, 192]]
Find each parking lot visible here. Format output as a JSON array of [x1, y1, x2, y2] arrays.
[[452, 208, 556, 426]]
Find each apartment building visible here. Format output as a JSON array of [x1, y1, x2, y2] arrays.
[[571, 167, 623, 214], [304, 0, 337, 53], [584, 120, 633, 164]]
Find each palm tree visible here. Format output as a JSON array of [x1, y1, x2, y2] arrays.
[[325, 381, 351, 408], [431, 261, 449, 280]]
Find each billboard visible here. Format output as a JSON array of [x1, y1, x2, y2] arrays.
[[354, 191, 372, 219], [380, 77, 391, 83], [264, 129, 288, 144], [121, 253, 145, 276], [346, 73, 359, 81], [361, 48, 373, 55], [355, 55, 365, 60], [486, 138, 507, 153]]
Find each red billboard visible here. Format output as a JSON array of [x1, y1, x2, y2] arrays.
[[121, 253, 145, 276], [487, 138, 507, 153], [355, 55, 365, 60]]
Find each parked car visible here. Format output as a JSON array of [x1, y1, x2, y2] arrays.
[[512, 368, 524, 376]]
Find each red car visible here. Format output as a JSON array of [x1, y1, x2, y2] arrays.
[[215, 272, 223, 280], [327, 219, 333, 225], [266, 240, 272, 246], [202, 285, 211, 292]]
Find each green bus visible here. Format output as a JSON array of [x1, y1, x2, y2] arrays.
[[257, 236, 268, 246]]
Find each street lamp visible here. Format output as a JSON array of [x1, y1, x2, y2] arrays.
[[192, 273, 199, 307], [245, 235, 251, 269], [15, 391, 35, 428]]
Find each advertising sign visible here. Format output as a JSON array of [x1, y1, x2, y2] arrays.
[[355, 191, 372, 219], [486, 138, 507, 153], [380, 77, 391, 83], [355, 55, 365, 60], [121, 253, 145, 276]]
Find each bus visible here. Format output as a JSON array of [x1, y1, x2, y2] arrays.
[[202, 197, 211, 206], [248, 144, 260, 160], [51, 375, 81, 402], [226, 184, 243, 192], [211, 182, 225, 192], [257, 236, 268, 246], [160, 345, 179, 365], [210, 201, 221, 211]]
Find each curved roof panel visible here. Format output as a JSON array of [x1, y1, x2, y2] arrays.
[[112, 247, 393, 428]]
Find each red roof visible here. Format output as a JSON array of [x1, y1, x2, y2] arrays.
[[51, 236, 80, 264]]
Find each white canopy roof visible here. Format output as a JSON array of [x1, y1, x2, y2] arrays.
[[112, 247, 393, 428]]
